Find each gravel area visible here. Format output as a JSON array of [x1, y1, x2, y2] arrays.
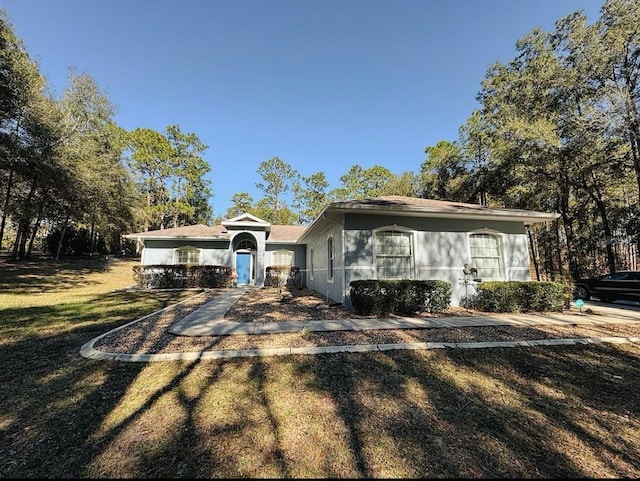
[[93, 287, 640, 356]]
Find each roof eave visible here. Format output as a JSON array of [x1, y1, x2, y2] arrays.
[[327, 204, 559, 224], [296, 204, 333, 243], [123, 235, 230, 241], [267, 239, 302, 244]]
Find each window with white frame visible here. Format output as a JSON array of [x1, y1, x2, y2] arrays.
[[310, 247, 314, 279], [374, 229, 413, 279], [327, 236, 334, 280], [469, 233, 502, 279], [174, 247, 201, 265], [272, 249, 294, 266]]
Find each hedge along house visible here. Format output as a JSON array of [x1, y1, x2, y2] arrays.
[[125, 195, 559, 306]]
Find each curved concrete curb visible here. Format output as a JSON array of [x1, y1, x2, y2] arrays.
[[79, 290, 210, 360], [80, 335, 640, 363]]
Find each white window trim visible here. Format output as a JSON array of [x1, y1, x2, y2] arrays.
[[173, 245, 202, 265], [467, 229, 506, 280], [372, 225, 415, 280], [309, 247, 314, 280]]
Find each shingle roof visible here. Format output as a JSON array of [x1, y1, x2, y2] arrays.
[[267, 225, 308, 242], [124, 224, 229, 239], [124, 222, 307, 242], [329, 195, 559, 219]]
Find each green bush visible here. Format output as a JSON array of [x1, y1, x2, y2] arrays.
[[349, 279, 451, 316], [133, 265, 232, 289], [472, 281, 572, 313], [349, 280, 384, 315]]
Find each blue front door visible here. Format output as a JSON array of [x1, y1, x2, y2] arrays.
[[236, 252, 251, 284]]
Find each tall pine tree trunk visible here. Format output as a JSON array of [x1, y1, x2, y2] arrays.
[[11, 176, 37, 260], [89, 220, 96, 255], [0, 169, 14, 251], [585, 173, 616, 274], [55, 212, 70, 261], [26, 194, 46, 258]]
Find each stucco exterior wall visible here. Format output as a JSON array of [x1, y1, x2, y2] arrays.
[[141, 240, 231, 266], [305, 217, 344, 304], [339, 214, 532, 307]]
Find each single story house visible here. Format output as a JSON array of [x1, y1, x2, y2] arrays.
[[124, 195, 559, 307]]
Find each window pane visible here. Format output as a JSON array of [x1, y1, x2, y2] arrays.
[[375, 231, 413, 279], [176, 248, 200, 265], [328, 237, 334, 279], [273, 250, 293, 265], [470, 234, 501, 279]]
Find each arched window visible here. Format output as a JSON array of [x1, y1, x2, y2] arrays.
[[374, 228, 413, 279], [272, 249, 294, 266], [237, 240, 255, 250], [174, 246, 201, 265], [327, 236, 334, 281], [469, 233, 502, 279]]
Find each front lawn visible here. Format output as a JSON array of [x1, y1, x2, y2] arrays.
[[0, 257, 638, 478]]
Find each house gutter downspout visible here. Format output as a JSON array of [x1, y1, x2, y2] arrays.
[[526, 225, 540, 281], [341, 217, 346, 307]]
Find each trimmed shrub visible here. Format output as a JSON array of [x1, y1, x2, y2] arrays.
[[349, 279, 451, 316], [133, 265, 232, 289], [265, 265, 300, 287], [349, 280, 386, 315], [472, 281, 572, 313]]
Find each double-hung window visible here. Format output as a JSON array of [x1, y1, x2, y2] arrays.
[[310, 247, 314, 280], [469, 233, 502, 279], [327, 236, 334, 281], [175, 247, 201, 265], [273, 249, 294, 266], [374, 229, 413, 279]]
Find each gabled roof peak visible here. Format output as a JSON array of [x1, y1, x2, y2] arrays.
[[222, 212, 270, 226]]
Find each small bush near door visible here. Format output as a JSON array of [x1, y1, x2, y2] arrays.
[[265, 265, 300, 287]]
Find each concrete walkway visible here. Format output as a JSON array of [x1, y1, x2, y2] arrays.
[[80, 287, 640, 362], [168, 286, 640, 337]]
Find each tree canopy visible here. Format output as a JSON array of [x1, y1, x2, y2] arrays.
[[1, 0, 637, 283]]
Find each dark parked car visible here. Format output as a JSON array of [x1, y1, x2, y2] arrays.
[[573, 270, 640, 302]]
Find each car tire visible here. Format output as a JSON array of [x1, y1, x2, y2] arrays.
[[574, 285, 590, 300]]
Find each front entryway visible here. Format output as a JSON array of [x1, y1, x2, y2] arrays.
[[236, 252, 251, 284]]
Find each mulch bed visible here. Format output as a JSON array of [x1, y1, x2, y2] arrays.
[[91, 287, 640, 356]]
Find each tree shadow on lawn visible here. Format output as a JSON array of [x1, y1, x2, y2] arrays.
[[0, 256, 122, 293], [0, 288, 226, 478], [3, 285, 639, 479], [290, 345, 640, 478], [0, 290, 188, 333]]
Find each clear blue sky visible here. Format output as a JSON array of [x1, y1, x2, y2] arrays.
[[2, 0, 603, 220]]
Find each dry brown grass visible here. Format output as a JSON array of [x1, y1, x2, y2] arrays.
[[2, 261, 640, 478]]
